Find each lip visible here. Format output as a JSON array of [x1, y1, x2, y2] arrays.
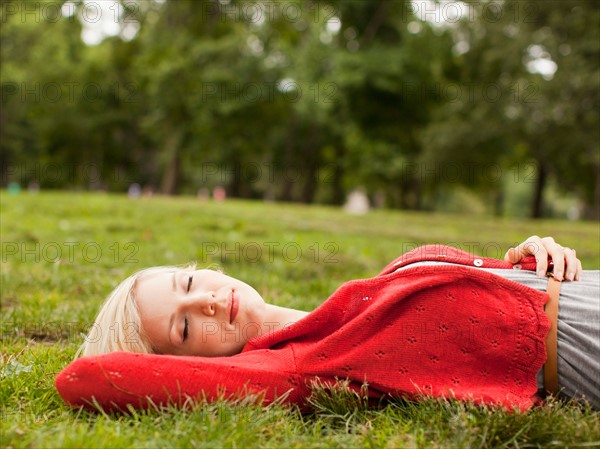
[[229, 289, 239, 324]]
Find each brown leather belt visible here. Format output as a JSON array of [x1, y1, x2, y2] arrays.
[[544, 273, 561, 395]]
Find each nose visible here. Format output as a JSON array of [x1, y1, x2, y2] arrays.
[[184, 291, 217, 316]]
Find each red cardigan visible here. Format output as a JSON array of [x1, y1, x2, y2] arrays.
[[55, 245, 551, 411]]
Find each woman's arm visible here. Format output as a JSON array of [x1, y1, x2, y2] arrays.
[[504, 235, 582, 281], [55, 350, 305, 412]]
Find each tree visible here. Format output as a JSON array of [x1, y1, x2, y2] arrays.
[[418, 0, 599, 218]]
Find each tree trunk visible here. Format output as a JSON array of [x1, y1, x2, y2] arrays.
[[300, 123, 320, 203], [227, 157, 242, 198], [361, 0, 392, 48], [530, 160, 546, 219], [160, 132, 182, 195], [0, 152, 9, 188], [399, 176, 421, 210], [280, 116, 297, 202], [587, 164, 600, 220], [493, 188, 504, 217], [330, 146, 346, 205]]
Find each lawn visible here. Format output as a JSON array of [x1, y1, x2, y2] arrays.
[[1, 191, 599, 448]]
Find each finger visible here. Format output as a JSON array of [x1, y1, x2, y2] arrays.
[[563, 248, 578, 281], [576, 259, 583, 281], [525, 236, 548, 277], [504, 247, 521, 263], [512, 236, 547, 276], [542, 237, 565, 281]]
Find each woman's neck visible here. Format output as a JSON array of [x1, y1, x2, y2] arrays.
[[261, 304, 309, 335]]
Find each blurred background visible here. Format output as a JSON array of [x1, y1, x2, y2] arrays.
[[1, 0, 598, 219]]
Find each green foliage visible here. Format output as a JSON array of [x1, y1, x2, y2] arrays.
[[1, 191, 599, 448], [1, 1, 598, 215], [418, 0, 600, 218]]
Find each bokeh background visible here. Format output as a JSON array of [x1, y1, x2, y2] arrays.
[[2, 0, 599, 219]]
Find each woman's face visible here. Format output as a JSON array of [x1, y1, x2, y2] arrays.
[[134, 269, 267, 357]]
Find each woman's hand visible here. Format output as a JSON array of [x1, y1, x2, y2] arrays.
[[504, 235, 582, 281]]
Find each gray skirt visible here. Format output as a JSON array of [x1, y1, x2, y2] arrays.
[[486, 268, 600, 409]]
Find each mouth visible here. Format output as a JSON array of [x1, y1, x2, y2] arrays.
[[229, 289, 239, 324]]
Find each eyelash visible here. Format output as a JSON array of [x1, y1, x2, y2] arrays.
[[183, 274, 193, 342]]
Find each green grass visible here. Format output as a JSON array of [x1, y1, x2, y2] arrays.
[[1, 191, 599, 449]]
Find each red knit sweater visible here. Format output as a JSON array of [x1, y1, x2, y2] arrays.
[[55, 245, 551, 411]]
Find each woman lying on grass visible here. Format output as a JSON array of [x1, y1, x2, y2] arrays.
[[56, 235, 599, 412]]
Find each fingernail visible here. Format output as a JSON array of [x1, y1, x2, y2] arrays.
[[555, 271, 563, 281], [567, 272, 574, 281], [537, 269, 545, 277]]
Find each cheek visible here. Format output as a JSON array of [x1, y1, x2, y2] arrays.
[[139, 315, 161, 343], [200, 329, 245, 357], [196, 321, 220, 344]]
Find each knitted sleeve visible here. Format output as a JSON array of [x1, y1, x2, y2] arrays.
[[378, 244, 539, 276], [55, 349, 305, 412]]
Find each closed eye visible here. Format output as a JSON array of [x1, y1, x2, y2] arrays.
[[183, 317, 188, 341], [187, 274, 193, 292]]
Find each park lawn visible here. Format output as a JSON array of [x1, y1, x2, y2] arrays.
[[1, 191, 599, 449]]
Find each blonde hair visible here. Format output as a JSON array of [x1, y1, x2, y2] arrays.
[[77, 265, 191, 358]]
